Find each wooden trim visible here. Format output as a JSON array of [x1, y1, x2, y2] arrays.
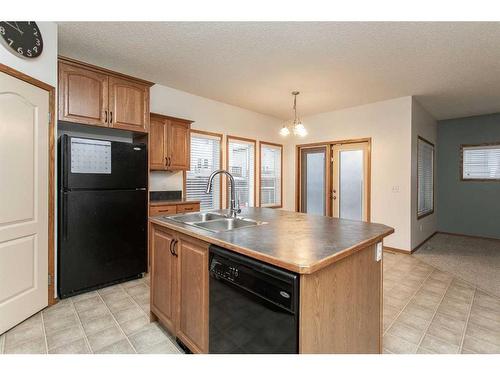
[[460, 142, 500, 182], [296, 138, 372, 221], [417, 136, 435, 220], [150, 112, 193, 125], [58, 55, 154, 86], [411, 231, 438, 252], [226, 135, 257, 208], [259, 141, 283, 208], [437, 231, 500, 242], [0, 63, 57, 306], [190, 129, 223, 139], [383, 246, 412, 254]]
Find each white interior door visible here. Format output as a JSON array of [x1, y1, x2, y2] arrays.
[[331, 142, 369, 221], [0, 72, 49, 334]]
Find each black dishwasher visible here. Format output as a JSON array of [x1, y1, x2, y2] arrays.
[[209, 245, 299, 354]]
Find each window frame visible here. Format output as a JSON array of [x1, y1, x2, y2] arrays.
[[417, 136, 435, 220], [259, 141, 283, 208], [460, 142, 500, 182], [184, 129, 223, 211], [226, 135, 257, 208]]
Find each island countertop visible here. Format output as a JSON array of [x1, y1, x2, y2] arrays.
[[149, 208, 394, 274]]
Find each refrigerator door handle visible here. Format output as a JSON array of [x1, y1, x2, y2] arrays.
[[62, 192, 69, 240]]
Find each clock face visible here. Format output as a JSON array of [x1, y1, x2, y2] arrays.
[[0, 21, 43, 58]]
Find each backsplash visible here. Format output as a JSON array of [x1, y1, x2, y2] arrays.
[[150, 190, 182, 201]]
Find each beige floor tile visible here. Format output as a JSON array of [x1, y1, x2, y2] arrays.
[[4, 321, 44, 349], [0, 333, 5, 354], [468, 310, 500, 332], [431, 313, 467, 335], [77, 304, 109, 323], [49, 338, 90, 354], [86, 325, 125, 352], [4, 337, 46, 354], [137, 339, 181, 354], [429, 270, 453, 283], [126, 284, 149, 297], [461, 348, 477, 354], [43, 313, 79, 336], [81, 314, 116, 336], [71, 291, 98, 303], [95, 339, 135, 354], [465, 322, 500, 346], [113, 306, 145, 324], [383, 334, 417, 354], [46, 325, 84, 350], [11, 313, 42, 331], [129, 323, 170, 353], [122, 278, 145, 290], [416, 346, 435, 354], [42, 303, 75, 323], [411, 293, 442, 310], [474, 291, 500, 311], [100, 289, 129, 303], [73, 296, 105, 313], [403, 302, 435, 321], [437, 297, 470, 321], [470, 304, 500, 323], [120, 316, 150, 336], [462, 334, 500, 354], [394, 311, 429, 331], [426, 320, 463, 346], [386, 321, 424, 345], [419, 334, 460, 354], [98, 284, 123, 296], [106, 296, 136, 313]]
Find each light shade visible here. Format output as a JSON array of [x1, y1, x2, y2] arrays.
[[294, 123, 307, 137], [279, 126, 290, 136]]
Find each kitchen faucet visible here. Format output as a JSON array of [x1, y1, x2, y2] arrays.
[[205, 169, 241, 218]]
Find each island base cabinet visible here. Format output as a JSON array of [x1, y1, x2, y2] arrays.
[[150, 224, 209, 354], [299, 243, 382, 354]]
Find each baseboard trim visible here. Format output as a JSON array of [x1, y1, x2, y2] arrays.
[[412, 231, 438, 253], [437, 231, 500, 242], [383, 246, 412, 254]]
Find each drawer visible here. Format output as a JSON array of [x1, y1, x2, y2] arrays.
[[176, 203, 200, 213], [150, 205, 177, 216]]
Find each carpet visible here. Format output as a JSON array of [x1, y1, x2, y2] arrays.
[[413, 233, 500, 298]]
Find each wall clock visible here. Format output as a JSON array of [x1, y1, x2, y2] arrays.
[[0, 21, 43, 58]]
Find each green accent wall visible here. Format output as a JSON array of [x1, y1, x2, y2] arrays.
[[438, 113, 500, 239]]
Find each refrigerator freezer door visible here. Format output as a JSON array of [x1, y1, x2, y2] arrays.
[[60, 135, 147, 190], [58, 189, 147, 298]]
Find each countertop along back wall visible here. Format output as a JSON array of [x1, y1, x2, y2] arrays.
[[437, 113, 500, 239]]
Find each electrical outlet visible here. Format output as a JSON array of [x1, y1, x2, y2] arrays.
[[375, 242, 383, 262], [392, 186, 400, 193]]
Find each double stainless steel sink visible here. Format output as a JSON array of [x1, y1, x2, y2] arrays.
[[166, 212, 267, 233]]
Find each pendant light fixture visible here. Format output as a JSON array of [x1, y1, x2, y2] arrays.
[[280, 91, 307, 137]]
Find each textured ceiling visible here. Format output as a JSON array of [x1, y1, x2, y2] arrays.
[[58, 22, 500, 120]]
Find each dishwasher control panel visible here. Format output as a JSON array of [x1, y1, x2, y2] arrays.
[[210, 258, 239, 282]]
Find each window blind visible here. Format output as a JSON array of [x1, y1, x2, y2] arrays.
[[260, 143, 282, 207], [227, 138, 255, 208], [186, 133, 221, 211], [462, 144, 500, 180], [417, 138, 434, 217]]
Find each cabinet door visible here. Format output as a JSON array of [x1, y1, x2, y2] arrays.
[[150, 117, 167, 170], [58, 62, 108, 127], [167, 120, 190, 170], [108, 76, 149, 133], [151, 225, 177, 334], [176, 235, 209, 353]]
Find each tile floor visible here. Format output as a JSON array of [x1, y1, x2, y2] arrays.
[[0, 274, 183, 354], [383, 251, 500, 354], [1, 251, 499, 354]]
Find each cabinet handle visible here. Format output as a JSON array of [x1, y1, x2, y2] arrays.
[[171, 239, 178, 257], [110, 111, 113, 124], [169, 239, 175, 255], [165, 157, 168, 166], [105, 111, 108, 123]]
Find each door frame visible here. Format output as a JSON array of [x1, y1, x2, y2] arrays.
[[0, 63, 56, 306], [296, 137, 372, 222]]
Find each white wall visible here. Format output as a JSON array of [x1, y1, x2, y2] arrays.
[[283, 97, 413, 251], [411, 98, 438, 249], [149, 84, 284, 205], [0, 22, 57, 87]]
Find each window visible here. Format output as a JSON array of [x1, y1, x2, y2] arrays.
[[227, 136, 256, 208], [462, 143, 500, 180], [417, 136, 434, 218], [260, 142, 282, 207], [186, 131, 222, 211]]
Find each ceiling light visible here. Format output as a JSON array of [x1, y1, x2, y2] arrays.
[[280, 91, 307, 137]]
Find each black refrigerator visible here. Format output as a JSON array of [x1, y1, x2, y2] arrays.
[[58, 135, 148, 299]]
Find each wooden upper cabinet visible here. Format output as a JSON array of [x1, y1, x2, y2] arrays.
[[58, 57, 153, 133], [167, 119, 191, 170], [176, 234, 209, 354], [108, 76, 150, 133], [151, 226, 177, 334], [58, 61, 108, 127], [150, 113, 192, 171]]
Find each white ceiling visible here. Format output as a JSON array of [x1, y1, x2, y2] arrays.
[[58, 22, 500, 120]]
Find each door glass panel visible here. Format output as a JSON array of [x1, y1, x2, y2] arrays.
[[339, 150, 363, 220], [300, 148, 325, 215]]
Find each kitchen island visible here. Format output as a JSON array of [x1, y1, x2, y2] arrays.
[[149, 208, 394, 354]]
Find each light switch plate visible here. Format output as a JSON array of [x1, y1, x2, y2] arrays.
[[375, 242, 383, 262]]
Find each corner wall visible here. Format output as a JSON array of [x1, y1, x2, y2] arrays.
[[411, 98, 438, 249], [437, 113, 500, 239], [283, 97, 413, 251]]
